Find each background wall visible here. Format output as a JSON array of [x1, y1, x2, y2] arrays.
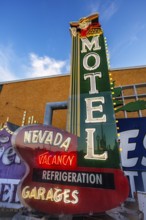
[[111, 66, 146, 85], [0, 66, 146, 129]]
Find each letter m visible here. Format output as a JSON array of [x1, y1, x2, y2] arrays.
[[81, 36, 101, 53]]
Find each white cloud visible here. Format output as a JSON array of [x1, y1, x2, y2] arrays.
[[101, 2, 119, 21], [0, 67, 15, 82], [26, 53, 69, 78], [109, 22, 146, 66], [88, 2, 100, 15], [0, 45, 70, 83], [88, 0, 120, 22], [0, 45, 17, 82]]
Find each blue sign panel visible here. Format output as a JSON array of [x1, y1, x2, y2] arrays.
[[118, 118, 146, 197]]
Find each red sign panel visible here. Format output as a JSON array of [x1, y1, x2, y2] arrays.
[[12, 124, 129, 214]]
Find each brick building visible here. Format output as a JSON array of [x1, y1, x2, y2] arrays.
[[0, 65, 146, 128]]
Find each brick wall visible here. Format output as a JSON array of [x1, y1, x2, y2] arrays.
[[0, 66, 146, 128]]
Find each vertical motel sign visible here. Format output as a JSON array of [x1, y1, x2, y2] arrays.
[[12, 14, 129, 215]]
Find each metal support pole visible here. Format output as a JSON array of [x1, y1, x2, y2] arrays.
[[43, 101, 68, 125]]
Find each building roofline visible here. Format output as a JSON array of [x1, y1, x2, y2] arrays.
[[110, 65, 146, 71], [0, 73, 70, 85], [0, 65, 146, 85]]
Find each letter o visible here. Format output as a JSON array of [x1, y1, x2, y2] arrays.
[[89, 174, 96, 184], [83, 52, 100, 71]]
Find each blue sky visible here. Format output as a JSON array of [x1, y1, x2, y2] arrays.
[[0, 0, 146, 82]]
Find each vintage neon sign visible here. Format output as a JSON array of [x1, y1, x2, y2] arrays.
[[22, 186, 79, 204], [12, 14, 129, 215], [37, 152, 76, 167], [24, 129, 71, 151]]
